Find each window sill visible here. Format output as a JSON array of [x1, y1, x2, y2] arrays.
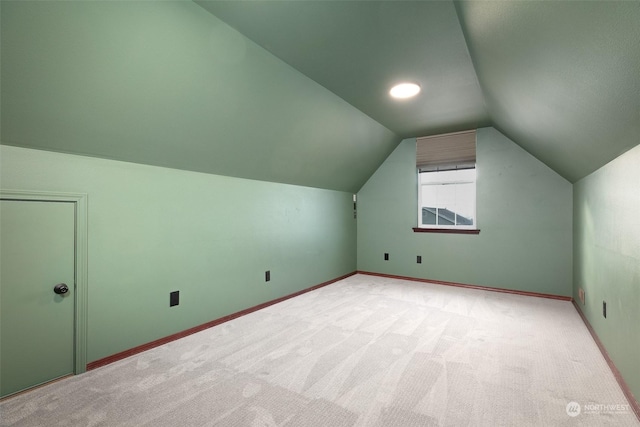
[[412, 227, 481, 235]]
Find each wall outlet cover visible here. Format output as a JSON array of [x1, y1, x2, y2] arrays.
[[578, 288, 585, 305], [170, 291, 179, 307]]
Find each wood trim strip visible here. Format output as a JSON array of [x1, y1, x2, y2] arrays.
[[0, 374, 74, 402], [572, 301, 640, 421], [357, 271, 572, 301], [86, 272, 356, 371], [413, 227, 480, 235]]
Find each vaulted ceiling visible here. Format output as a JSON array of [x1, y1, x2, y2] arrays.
[[197, 1, 490, 139], [2, 1, 638, 191], [457, 1, 640, 182], [198, 0, 640, 183]]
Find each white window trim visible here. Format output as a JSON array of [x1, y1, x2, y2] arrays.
[[417, 168, 477, 230]]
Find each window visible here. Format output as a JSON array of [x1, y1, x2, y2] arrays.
[[418, 167, 476, 228], [415, 130, 479, 233]]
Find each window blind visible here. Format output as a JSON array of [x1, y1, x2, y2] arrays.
[[416, 129, 476, 172]]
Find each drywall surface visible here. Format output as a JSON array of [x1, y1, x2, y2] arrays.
[[1, 145, 356, 362], [357, 127, 572, 296], [457, 1, 640, 183], [1, 0, 397, 192], [574, 143, 640, 400]]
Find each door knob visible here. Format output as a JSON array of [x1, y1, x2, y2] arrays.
[[53, 283, 69, 295]]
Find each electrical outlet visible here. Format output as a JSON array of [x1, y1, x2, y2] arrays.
[[353, 194, 357, 219], [265, 270, 271, 282], [417, 255, 422, 264], [603, 301, 607, 318], [384, 253, 389, 261], [170, 291, 179, 307], [578, 288, 585, 305]]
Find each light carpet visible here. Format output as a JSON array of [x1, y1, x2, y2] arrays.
[[1, 274, 637, 426]]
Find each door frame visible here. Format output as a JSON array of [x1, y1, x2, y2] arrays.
[[1, 190, 88, 375]]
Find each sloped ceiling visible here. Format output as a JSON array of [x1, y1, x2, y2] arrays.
[[456, 1, 640, 182], [197, 0, 639, 183], [2, 1, 639, 190], [196, 0, 490, 139], [0, 1, 398, 193]]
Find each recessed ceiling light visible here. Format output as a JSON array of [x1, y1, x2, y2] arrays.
[[390, 82, 421, 99]]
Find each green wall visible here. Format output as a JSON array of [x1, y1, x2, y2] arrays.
[[0, 0, 398, 193], [0, 145, 356, 363], [357, 127, 573, 296], [574, 143, 640, 400]]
